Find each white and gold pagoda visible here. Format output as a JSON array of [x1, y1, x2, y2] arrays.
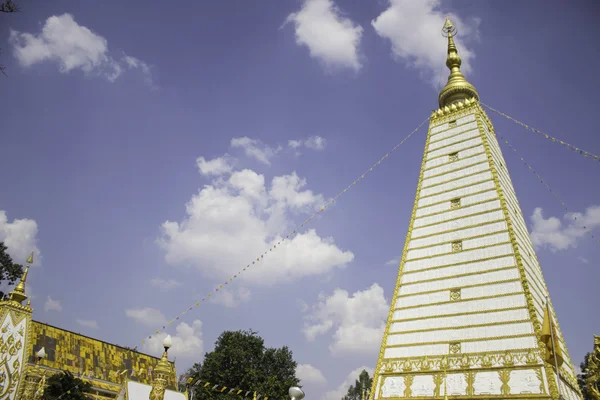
[[370, 18, 582, 400]]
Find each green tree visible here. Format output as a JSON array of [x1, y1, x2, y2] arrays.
[[42, 371, 93, 400], [0, 242, 24, 299], [1, 0, 20, 76], [342, 370, 372, 400], [184, 330, 300, 400]]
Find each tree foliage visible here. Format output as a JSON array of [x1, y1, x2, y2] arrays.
[[0, 242, 24, 299], [183, 330, 300, 400], [342, 370, 372, 400], [0, 0, 20, 76], [42, 371, 93, 400]]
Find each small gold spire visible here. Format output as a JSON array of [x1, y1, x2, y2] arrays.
[[9, 251, 34, 304], [438, 17, 479, 108]]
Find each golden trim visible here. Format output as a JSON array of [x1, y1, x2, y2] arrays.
[[428, 122, 478, 145], [407, 229, 508, 251], [415, 187, 496, 210], [411, 218, 506, 241], [422, 151, 486, 173], [396, 278, 520, 298], [425, 142, 483, 163], [381, 348, 540, 364], [426, 130, 481, 154], [403, 251, 515, 276], [402, 266, 517, 287], [386, 333, 535, 348], [388, 319, 532, 336], [418, 175, 494, 199], [406, 240, 510, 263], [394, 291, 525, 311], [420, 168, 493, 191], [413, 204, 502, 228], [418, 177, 494, 200], [421, 160, 490, 187]]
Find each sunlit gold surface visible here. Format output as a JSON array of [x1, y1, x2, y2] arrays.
[[8, 251, 34, 305], [438, 18, 479, 108], [586, 335, 600, 400], [149, 350, 173, 400], [28, 321, 177, 390]]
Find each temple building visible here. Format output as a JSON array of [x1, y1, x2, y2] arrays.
[[370, 19, 583, 400], [0, 253, 187, 399]]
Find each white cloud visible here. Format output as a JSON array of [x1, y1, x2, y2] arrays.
[[44, 296, 62, 312], [150, 278, 182, 292], [303, 284, 388, 355], [288, 136, 327, 151], [0, 211, 41, 266], [157, 165, 354, 286], [125, 307, 167, 326], [578, 256, 589, 264], [143, 320, 204, 360], [285, 0, 363, 72], [230, 137, 281, 165], [323, 366, 373, 400], [196, 155, 235, 176], [385, 257, 400, 266], [9, 13, 154, 85], [372, 0, 480, 85], [76, 319, 99, 329], [529, 206, 600, 252], [296, 363, 327, 385], [209, 286, 251, 308]]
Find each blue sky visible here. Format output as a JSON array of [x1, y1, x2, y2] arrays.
[[1, 0, 599, 398]]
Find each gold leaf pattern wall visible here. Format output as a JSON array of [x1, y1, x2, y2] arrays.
[[27, 322, 176, 389]]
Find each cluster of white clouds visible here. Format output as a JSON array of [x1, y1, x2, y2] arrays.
[[9, 14, 154, 86], [302, 283, 388, 355], [529, 205, 600, 252], [0, 210, 41, 266], [124, 306, 204, 359], [156, 136, 352, 287], [7, 1, 482, 88], [284, 0, 480, 83]]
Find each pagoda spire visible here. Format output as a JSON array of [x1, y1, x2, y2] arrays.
[[8, 251, 34, 304], [438, 17, 479, 108]]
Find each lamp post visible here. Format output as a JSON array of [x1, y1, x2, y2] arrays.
[[289, 386, 305, 400]]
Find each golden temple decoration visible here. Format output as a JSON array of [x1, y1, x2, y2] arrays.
[[438, 18, 479, 108], [149, 335, 174, 400], [585, 335, 600, 400], [8, 251, 34, 305]]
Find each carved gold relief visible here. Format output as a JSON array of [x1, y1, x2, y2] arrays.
[[450, 197, 461, 209], [499, 369, 511, 395], [450, 288, 461, 301], [449, 342, 461, 354]]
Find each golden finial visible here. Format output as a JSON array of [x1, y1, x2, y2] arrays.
[[8, 251, 34, 304], [438, 17, 479, 108]]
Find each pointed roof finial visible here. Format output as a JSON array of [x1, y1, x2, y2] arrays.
[[438, 17, 479, 108], [8, 250, 34, 304]]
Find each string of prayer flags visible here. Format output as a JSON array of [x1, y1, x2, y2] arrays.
[[481, 102, 600, 163], [138, 115, 432, 347], [188, 378, 271, 400], [498, 134, 600, 245], [49, 115, 432, 400]]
